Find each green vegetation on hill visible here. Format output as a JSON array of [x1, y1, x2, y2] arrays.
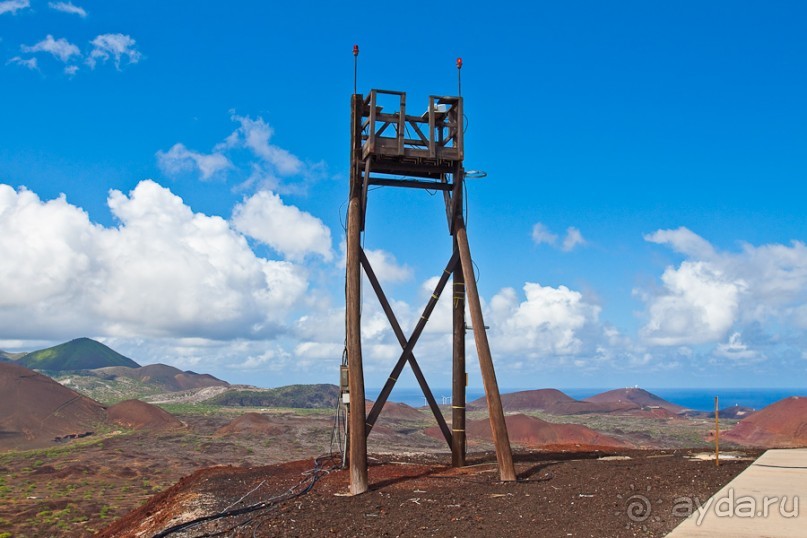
[[20, 338, 140, 371], [206, 384, 339, 409]]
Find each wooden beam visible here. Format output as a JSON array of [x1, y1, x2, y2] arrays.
[[450, 168, 463, 235], [366, 159, 455, 177], [407, 119, 429, 145], [455, 97, 464, 161], [367, 91, 377, 156], [347, 94, 368, 495], [360, 158, 370, 231], [397, 92, 405, 154], [361, 250, 457, 448], [442, 184, 452, 232], [452, 236, 466, 467], [455, 221, 516, 482], [428, 96, 436, 158], [367, 177, 453, 191]]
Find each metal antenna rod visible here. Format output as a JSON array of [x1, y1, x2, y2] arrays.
[[456, 57, 462, 97], [353, 44, 359, 95]]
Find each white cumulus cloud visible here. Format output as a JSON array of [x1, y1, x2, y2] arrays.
[[644, 227, 715, 259], [531, 222, 557, 246], [0, 180, 310, 341], [87, 33, 141, 69], [48, 1, 86, 17], [364, 248, 413, 284], [220, 114, 303, 176], [640, 261, 745, 346], [157, 114, 316, 193], [0, 0, 29, 15], [488, 282, 601, 357], [22, 35, 81, 63], [714, 332, 761, 362], [531, 222, 586, 252], [562, 226, 586, 252], [232, 190, 333, 262], [0, 185, 97, 310], [640, 227, 807, 349], [156, 143, 232, 180], [6, 56, 38, 70]]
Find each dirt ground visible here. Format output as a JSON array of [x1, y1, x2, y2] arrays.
[[0, 404, 756, 538], [0, 410, 338, 537], [98, 449, 759, 538]]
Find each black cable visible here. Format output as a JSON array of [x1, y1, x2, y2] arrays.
[[462, 179, 479, 284], [151, 455, 339, 538], [338, 198, 348, 233], [463, 179, 469, 229]]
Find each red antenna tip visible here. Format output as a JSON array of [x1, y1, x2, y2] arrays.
[[353, 44, 359, 56], [456, 57, 463, 69]]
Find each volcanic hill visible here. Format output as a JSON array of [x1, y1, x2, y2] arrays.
[[0, 362, 107, 450], [206, 384, 339, 408], [93, 363, 228, 392], [471, 388, 622, 415], [366, 400, 425, 421], [723, 396, 807, 448], [426, 413, 631, 449], [106, 399, 184, 431], [585, 387, 686, 413], [20, 337, 140, 371]]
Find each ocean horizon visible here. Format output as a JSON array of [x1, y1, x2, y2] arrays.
[[367, 387, 805, 412]]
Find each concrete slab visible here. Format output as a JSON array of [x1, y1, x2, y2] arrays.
[[666, 449, 807, 537]]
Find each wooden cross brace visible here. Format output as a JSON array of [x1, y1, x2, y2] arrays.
[[360, 248, 458, 448]]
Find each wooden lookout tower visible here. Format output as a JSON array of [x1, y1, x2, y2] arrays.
[[344, 82, 516, 494]]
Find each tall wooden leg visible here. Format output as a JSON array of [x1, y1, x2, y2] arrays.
[[455, 224, 516, 482], [346, 95, 368, 495], [346, 195, 368, 495], [452, 238, 466, 467]]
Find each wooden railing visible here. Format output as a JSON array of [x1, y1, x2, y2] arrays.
[[361, 90, 463, 162]]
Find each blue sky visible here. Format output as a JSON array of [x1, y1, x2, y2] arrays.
[[1, 1, 806, 390]]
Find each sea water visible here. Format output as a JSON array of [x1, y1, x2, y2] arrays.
[[368, 387, 805, 412]]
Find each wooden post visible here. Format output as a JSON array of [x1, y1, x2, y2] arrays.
[[347, 95, 368, 495], [455, 222, 516, 482], [714, 396, 720, 467], [452, 236, 466, 467]]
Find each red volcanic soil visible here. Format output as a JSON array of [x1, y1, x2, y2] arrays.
[[214, 412, 287, 437], [472, 388, 629, 415], [470, 413, 631, 449], [585, 387, 686, 413], [106, 399, 184, 431], [0, 362, 106, 450], [98, 450, 756, 538], [366, 400, 425, 421], [723, 396, 807, 448], [427, 413, 631, 449]]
